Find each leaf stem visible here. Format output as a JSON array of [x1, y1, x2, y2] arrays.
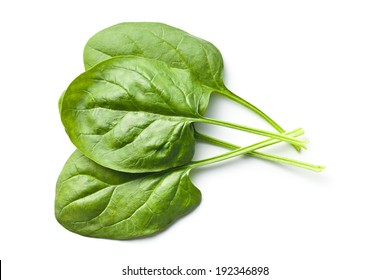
[[195, 128, 304, 149], [194, 130, 324, 172], [216, 89, 301, 151], [194, 117, 307, 149]]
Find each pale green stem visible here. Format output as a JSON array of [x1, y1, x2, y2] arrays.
[[192, 117, 307, 149], [216, 89, 301, 151], [195, 128, 304, 150], [194, 129, 324, 172]]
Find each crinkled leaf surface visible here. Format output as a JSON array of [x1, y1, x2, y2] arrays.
[[55, 150, 201, 240], [84, 22, 226, 91], [61, 56, 212, 172]]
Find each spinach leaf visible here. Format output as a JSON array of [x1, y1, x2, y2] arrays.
[[55, 23, 324, 240], [61, 56, 306, 172], [55, 150, 201, 239], [84, 22, 224, 90], [56, 133, 322, 240], [83, 22, 291, 142]]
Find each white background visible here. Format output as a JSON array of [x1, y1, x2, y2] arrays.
[[1, 0, 389, 279]]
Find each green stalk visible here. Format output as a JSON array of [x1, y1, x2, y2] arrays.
[[193, 117, 307, 149], [187, 133, 308, 170], [194, 130, 324, 172], [216, 89, 301, 151], [195, 128, 304, 150]]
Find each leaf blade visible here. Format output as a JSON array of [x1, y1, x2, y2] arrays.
[[61, 56, 211, 172], [55, 150, 201, 240], [84, 22, 225, 90]]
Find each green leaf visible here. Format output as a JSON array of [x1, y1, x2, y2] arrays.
[[84, 22, 225, 90], [55, 150, 201, 239], [61, 55, 306, 173], [55, 133, 322, 240], [83, 22, 293, 141], [61, 56, 211, 173]]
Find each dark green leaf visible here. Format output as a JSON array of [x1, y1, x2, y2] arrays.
[[61, 56, 212, 172], [83, 22, 292, 140], [84, 22, 225, 91], [55, 150, 201, 240]]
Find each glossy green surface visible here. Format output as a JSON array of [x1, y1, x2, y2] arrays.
[[61, 56, 211, 173], [56, 150, 201, 239], [55, 23, 322, 240], [83, 22, 292, 140], [84, 22, 225, 91]]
